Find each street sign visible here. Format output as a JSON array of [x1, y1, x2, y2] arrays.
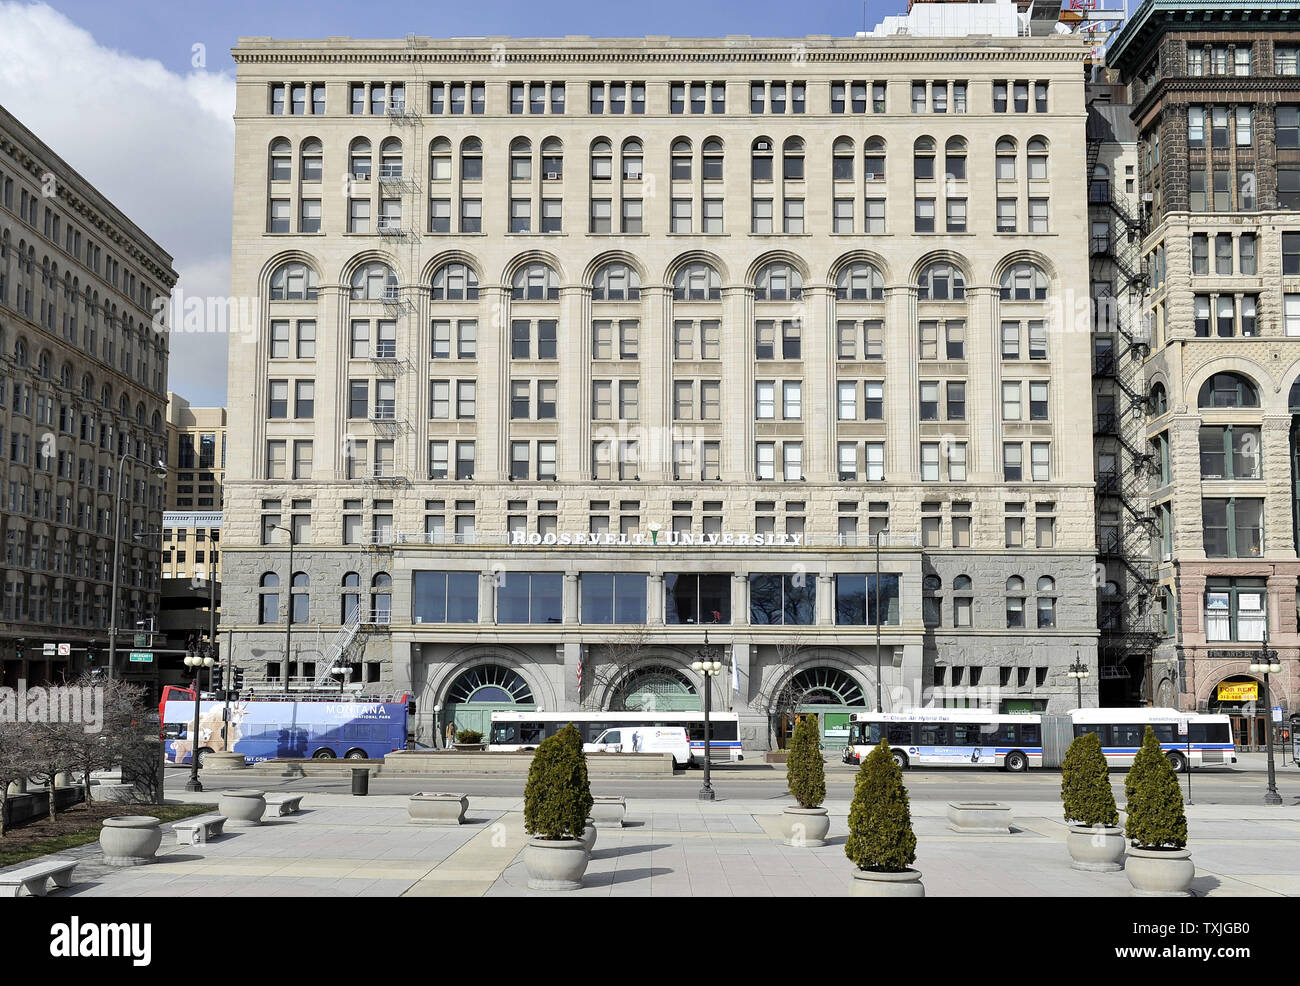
[[43, 643, 55, 656], [1274, 706, 1284, 723], [1177, 720, 1188, 736], [57, 643, 70, 657], [128, 651, 154, 663], [134, 633, 148, 648]]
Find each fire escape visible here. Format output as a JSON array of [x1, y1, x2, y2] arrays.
[[1087, 135, 1161, 701]]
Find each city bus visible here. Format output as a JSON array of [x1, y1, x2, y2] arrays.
[[162, 698, 408, 766], [488, 710, 743, 763], [1066, 708, 1236, 771], [842, 709, 1043, 771]]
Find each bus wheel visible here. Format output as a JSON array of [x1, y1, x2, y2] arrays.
[[1166, 751, 1186, 773], [344, 749, 368, 760], [1005, 751, 1029, 772], [891, 750, 908, 770], [312, 749, 336, 760]]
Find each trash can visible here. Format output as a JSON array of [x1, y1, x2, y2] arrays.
[[351, 767, 369, 797]]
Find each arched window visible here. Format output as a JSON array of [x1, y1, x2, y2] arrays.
[[1199, 372, 1259, 408], [350, 262, 397, 301], [348, 137, 372, 180], [918, 262, 965, 301], [371, 572, 393, 624], [782, 137, 805, 180], [864, 137, 886, 181], [953, 575, 972, 591], [431, 261, 478, 301], [592, 261, 640, 301], [945, 137, 967, 180], [37, 350, 50, 378], [835, 262, 884, 301], [379, 138, 403, 179], [1036, 576, 1057, 628], [269, 261, 319, 301], [913, 137, 936, 180], [1006, 576, 1026, 628], [291, 571, 310, 623], [59, 363, 71, 389], [299, 138, 322, 182], [269, 138, 292, 181], [621, 139, 643, 181], [673, 262, 721, 301], [671, 139, 692, 181], [923, 574, 942, 592], [510, 137, 532, 181], [541, 137, 563, 180], [996, 137, 1017, 180], [460, 138, 482, 181], [1090, 163, 1110, 203], [832, 138, 854, 181], [702, 138, 723, 181], [429, 137, 452, 181], [751, 138, 773, 181], [341, 572, 361, 622], [1150, 382, 1168, 415], [754, 261, 802, 301], [999, 262, 1049, 300], [258, 572, 280, 625], [590, 139, 612, 180], [1027, 137, 1048, 180], [13, 337, 26, 366], [511, 262, 560, 301]]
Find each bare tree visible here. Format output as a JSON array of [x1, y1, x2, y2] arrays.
[[25, 718, 78, 822], [580, 625, 655, 710], [0, 721, 35, 837], [762, 633, 817, 749], [63, 674, 153, 805]]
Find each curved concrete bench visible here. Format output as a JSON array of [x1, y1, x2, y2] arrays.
[[172, 814, 228, 845], [264, 794, 304, 816], [0, 860, 77, 897]]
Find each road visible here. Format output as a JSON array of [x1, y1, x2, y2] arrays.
[[168, 761, 1300, 806]]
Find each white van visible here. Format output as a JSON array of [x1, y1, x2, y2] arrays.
[[584, 726, 691, 766]]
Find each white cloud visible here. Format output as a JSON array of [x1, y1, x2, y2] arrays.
[[0, 1, 233, 405]]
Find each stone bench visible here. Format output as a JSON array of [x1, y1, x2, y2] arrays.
[[408, 792, 468, 824], [172, 814, 228, 845], [946, 801, 1013, 834], [0, 859, 77, 897], [590, 796, 627, 829], [264, 794, 304, 816]]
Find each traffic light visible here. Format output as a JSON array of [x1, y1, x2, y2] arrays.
[[15, 640, 22, 661], [232, 666, 246, 691], [210, 666, 224, 693]]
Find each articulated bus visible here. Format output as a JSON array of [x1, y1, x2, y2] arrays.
[[488, 711, 742, 763], [843, 709, 1043, 771], [843, 707, 1236, 772]]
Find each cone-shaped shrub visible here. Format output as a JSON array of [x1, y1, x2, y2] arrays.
[[524, 723, 593, 840], [786, 716, 827, 809], [1061, 731, 1118, 827], [1124, 726, 1188, 849], [845, 738, 917, 872]]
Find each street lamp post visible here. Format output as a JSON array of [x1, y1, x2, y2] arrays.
[[1249, 630, 1283, 807], [874, 532, 882, 711], [1067, 650, 1090, 708], [270, 524, 295, 677], [107, 454, 166, 681], [182, 648, 214, 792], [691, 629, 724, 802]]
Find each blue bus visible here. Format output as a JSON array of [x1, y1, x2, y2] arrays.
[[162, 699, 408, 766]]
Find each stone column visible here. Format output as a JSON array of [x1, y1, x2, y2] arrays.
[[647, 573, 664, 625], [563, 572, 579, 625]]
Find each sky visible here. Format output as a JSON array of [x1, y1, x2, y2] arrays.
[[1, 0, 901, 406]]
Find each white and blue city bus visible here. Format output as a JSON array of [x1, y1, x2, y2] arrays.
[[843, 709, 1043, 772], [488, 710, 742, 763], [1067, 708, 1236, 771]]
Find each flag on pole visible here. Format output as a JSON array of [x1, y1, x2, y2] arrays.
[[731, 656, 739, 695], [576, 648, 584, 696]]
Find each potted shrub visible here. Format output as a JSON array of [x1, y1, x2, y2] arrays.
[[1061, 732, 1124, 871], [453, 729, 486, 751], [845, 738, 923, 896], [781, 716, 829, 846], [557, 724, 598, 854], [523, 724, 594, 890], [1123, 726, 1194, 896]]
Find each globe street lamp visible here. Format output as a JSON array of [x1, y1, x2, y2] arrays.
[[691, 630, 724, 802], [182, 650, 215, 792], [1067, 650, 1090, 709], [1249, 630, 1283, 807]]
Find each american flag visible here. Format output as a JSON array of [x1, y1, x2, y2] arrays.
[[576, 648, 584, 695]]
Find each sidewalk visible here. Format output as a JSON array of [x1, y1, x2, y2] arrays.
[[47, 791, 1300, 898]]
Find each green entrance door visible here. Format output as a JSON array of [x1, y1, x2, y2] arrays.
[[443, 665, 536, 740]]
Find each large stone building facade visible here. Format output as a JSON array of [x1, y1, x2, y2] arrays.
[[225, 29, 1099, 750], [0, 103, 175, 688], [1109, 0, 1300, 745]]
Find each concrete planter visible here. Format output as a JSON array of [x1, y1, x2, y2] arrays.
[[524, 837, 589, 890], [590, 796, 626, 829], [579, 822, 597, 854], [100, 815, 162, 866], [1126, 846, 1195, 897], [1067, 824, 1126, 872], [407, 792, 468, 825], [946, 802, 1012, 834], [851, 868, 925, 897], [203, 752, 247, 771], [453, 743, 487, 752], [780, 806, 830, 847], [218, 790, 267, 827]]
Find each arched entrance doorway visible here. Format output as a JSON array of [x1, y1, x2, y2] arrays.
[[1208, 674, 1272, 750], [443, 664, 536, 738], [774, 666, 868, 750], [610, 665, 699, 712]]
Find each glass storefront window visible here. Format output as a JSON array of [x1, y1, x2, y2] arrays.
[[580, 573, 648, 624], [412, 570, 479, 623], [834, 574, 900, 625], [664, 573, 731, 624]]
